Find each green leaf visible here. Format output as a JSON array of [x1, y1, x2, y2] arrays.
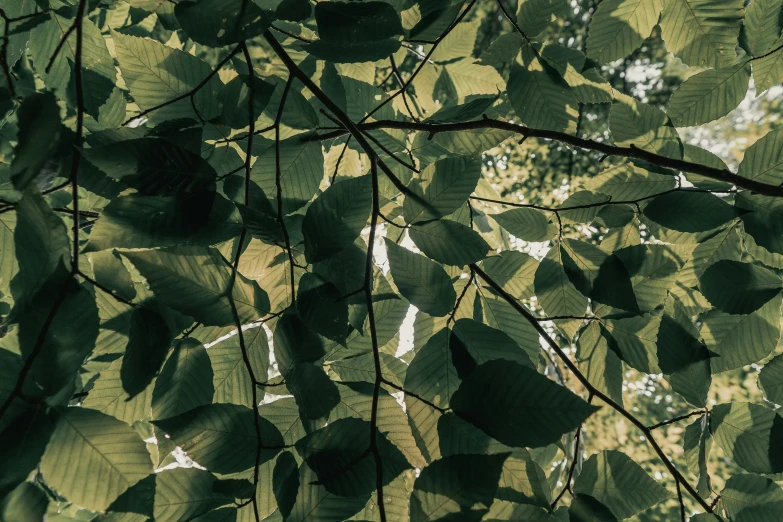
[[314, 1, 403, 42], [175, 0, 270, 47], [296, 417, 411, 496], [534, 247, 588, 334], [404, 327, 461, 410], [0, 482, 48, 522], [573, 450, 670, 519], [745, 0, 783, 56], [403, 156, 481, 224], [17, 266, 99, 396], [287, 362, 341, 422], [121, 307, 172, 399], [385, 239, 456, 317], [660, 0, 744, 68], [701, 292, 782, 373], [577, 322, 624, 407], [700, 260, 782, 315], [643, 191, 738, 232], [656, 307, 712, 407], [568, 494, 619, 522], [153, 403, 283, 474], [614, 243, 687, 312], [219, 75, 276, 129], [297, 274, 349, 342], [154, 468, 229, 522], [561, 239, 638, 313], [710, 402, 783, 474], [508, 59, 579, 134], [720, 474, 783, 522], [305, 1, 403, 62], [410, 453, 509, 522], [666, 63, 751, 126], [409, 219, 490, 266], [287, 463, 369, 522], [82, 358, 154, 425], [559, 190, 611, 224], [491, 208, 556, 242], [759, 354, 783, 405], [602, 314, 661, 374], [112, 31, 220, 123], [424, 96, 497, 124], [10, 190, 70, 304], [208, 330, 269, 408], [122, 246, 270, 327], [516, 0, 570, 37], [683, 415, 712, 497], [94, 135, 209, 188], [452, 318, 535, 368], [40, 408, 152, 511], [273, 308, 326, 374], [10, 93, 65, 191], [0, 409, 54, 494], [451, 360, 599, 448], [151, 338, 214, 420], [483, 500, 557, 521], [85, 193, 242, 251], [480, 251, 539, 300], [610, 93, 682, 158], [251, 138, 324, 215], [737, 126, 783, 185], [303, 174, 372, 263], [586, 0, 664, 65], [753, 39, 783, 93]]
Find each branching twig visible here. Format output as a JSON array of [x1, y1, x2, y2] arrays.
[[359, 0, 479, 123], [122, 45, 241, 126], [470, 263, 719, 516], [311, 119, 783, 197]]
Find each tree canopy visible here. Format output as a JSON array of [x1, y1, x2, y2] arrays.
[[1, 0, 783, 521]]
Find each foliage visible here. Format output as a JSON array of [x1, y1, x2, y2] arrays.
[[1, 0, 783, 521]]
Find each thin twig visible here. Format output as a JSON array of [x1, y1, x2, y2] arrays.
[[647, 410, 708, 431], [78, 271, 137, 308], [381, 379, 449, 414], [122, 45, 241, 126], [359, 0, 479, 123], [470, 264, 719, 516]]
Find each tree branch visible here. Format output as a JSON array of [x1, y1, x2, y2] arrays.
[[312, 119, 783, 198], [359, 0, 479, 123], [470, 263, 719, 517], [262, 30, 392, 521]]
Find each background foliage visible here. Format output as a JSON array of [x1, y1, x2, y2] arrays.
[[1, 0, 783, 521]]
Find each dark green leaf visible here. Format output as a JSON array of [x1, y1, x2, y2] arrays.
[[451, 360, 599, 448], [408, 219, 490, 266], [700, 260, 782, 315], [176, 0, 270, 47], [303, 175, 372, 263], [385, 239, 456, 317], [573, 450, 670, 519], [121, 307, 172, 399], [643, 191, 739, 232]]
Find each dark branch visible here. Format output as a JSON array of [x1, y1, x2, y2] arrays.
[[470, 263, 718, 516], [312, 119, 783, 198], [647, 410, 708, 431], [382, 379, 449, 414]]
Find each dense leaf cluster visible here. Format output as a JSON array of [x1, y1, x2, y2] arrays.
[[1, 0, 783, 521]]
